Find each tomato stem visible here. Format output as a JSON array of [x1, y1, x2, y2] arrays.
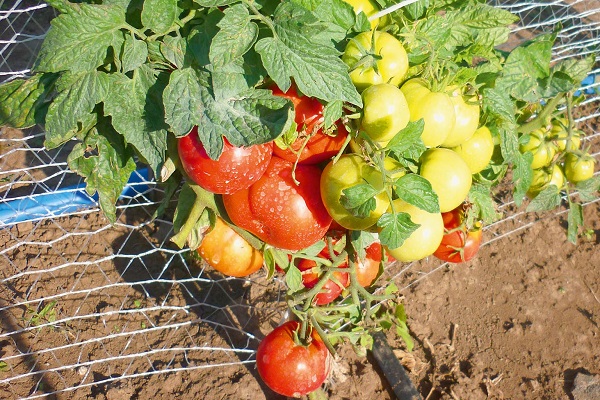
[[310, 314, 337, 356], [518, 93, 565, 135]]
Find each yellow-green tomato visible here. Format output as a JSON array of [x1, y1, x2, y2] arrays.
[[519, 128, 557, 169], [401, 79, 456, 148], [361, 83, 410, 144], [419, 148, 472, 213], [320, 154, 389, 230], [441, 89, 480, 147], [550, 118, 582, 152], [343, 0, 387, 30], [385, 199, 444, 262], [527, 164, 565, 199], [452, 126, 495, 174], [342, 31, 409, 93], [564, 153, 596, 183]]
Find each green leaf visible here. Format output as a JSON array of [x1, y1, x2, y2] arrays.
[[0, 74, 57, 128], [512, 152, 533, 207], [468, 183, 500, 224], [141, 0, 178, 35], [526, 185, 562, 212], [67, 121, 137, 224], [173, 183, 196, 234], [340, 183, 379, 218], [575, 176, 600, 202], [286, 264, 304, 293], [377, 212, 420, 250], [103, 65, 169, 175], [567, 202, 583, 244], [349, 229, 376, 262], [210, 4, 258, 68], [385, 120, 425, 155], [393, 174, 439, 213], [395, 322, 414, 352], [255, 1, 361, 106], [45, 71, 111, 149], [482, 87, 517, 132], [163, 67, 293, 159], [120, 33, 148, 73], [35, 2, 127, 73], [294, 0, 356, 32], [160, 35, 188, 68], [193, 0, 238, 6], [323, 100, 343, 130]]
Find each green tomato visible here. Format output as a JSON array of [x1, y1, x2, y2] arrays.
[[343, 0, 388, 29], [550, 118, 582, 152], [342, 30, 409, 93], [401, 79, 456, 148], [441, 88, 480, 147], [452, 126, 495, 174], [320, 154, 389, 230], [564, 152, 596, 183], [520, 128, 557, 169], [419, 148, 472, 213], [360, 83, 410, 144], [385, 199, 444, 262], [527, 164, 565, 199]]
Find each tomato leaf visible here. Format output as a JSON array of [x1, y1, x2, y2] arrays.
[[104, 66, 168, 175], [163, 67, 293, 159], [393, 174, 439, 214], [45, 71, 110, 149], [67, 121, 137, 224], [141, 0, 179, 36], [210, 4, 259, 68], [254, 1, 361, 106], [567, 202, 583, 244], [35, 2, 127, 73], [286, 264, 304, 294], [385, 120, 425, 155], [468, 183, 500, 224], [120, 33, 148, 73], [0, 74, 57, 129], [526, 186, 562, 212], [512, 152, 534, 207], [349, 230, 376, 262], [160, 35, 188, 69], [323, 100, 344, 130], [575, 176, 600, 202], [377, 212, 420, 251], [340, 183, 379, 218]]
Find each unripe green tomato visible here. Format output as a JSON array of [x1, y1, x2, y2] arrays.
[[320, 154, 389, 230], [527, 164, 565, 199], [519, 128, 557, 169], [342, 30, 408, 93], [452, 126, 495, 174], [385, 199, 444, 262], [401, 79, 456, 148], [564, 152, 596, 183], [419, 148, 472, 213], [441, 89, 480, 147], [360, 83, 410, 144], [343, 0, 388, 30], [550, 118, 582, 152]]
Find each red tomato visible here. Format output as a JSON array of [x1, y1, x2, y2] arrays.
[[356, 241, 383, 287], [178, 127, 273, 194], [433, 206, 483, 263], [298, 258, 349, 305], [197, 217, 263, 277], [222, 156, 332, 251], [256, 321, 331, 397], [271, 85, 348, 164]]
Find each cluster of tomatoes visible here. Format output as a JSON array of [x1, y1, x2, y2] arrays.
[[521, 116, 596, 198]]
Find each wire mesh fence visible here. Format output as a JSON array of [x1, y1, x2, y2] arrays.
[[0, 0, 599, 399]]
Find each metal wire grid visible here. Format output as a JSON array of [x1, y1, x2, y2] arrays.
[[0, 1, 599, 399]]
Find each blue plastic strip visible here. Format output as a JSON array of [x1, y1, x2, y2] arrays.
[[0, 168, 150, 225]]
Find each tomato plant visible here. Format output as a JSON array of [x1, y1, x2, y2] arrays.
[[360, 83, 410, 144], [298, 257, 349, 305], [418, 148, 472, 213], [271, 85, 349, 164], [433, 206, 483, 263], [519, 128, 557, 169], [550, 117, 582, 151], [197, 217, 263, 277], [527, 163, 565, 198], [452, 126, 495, 174], [401, 79, 457, 148], [256, 321, 331, 397], [178, 127, 273, 194], [222, 156, 331, 251], [342, 30, 409, 92]]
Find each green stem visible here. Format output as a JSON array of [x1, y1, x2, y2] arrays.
[[518, 93, 565, 135], [244, 0, 277, 37], [310, 314, 337, 356]]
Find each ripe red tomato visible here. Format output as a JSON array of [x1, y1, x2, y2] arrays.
[[298, 258, 349, 305], [256, 321, 331, 397], [356, 241, 383, 287], [271, 85, 348, 164], [433, 206, 483, 263], [197, 217, 263, 277], [222, 156, 332, 251], [178, 127, 273, 194]]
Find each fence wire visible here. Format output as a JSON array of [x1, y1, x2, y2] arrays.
[[0, 1, 599, 399]]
